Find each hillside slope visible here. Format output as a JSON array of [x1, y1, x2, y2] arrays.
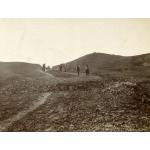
[[0, 62, 54, 81], [52, 52, 150, 77]]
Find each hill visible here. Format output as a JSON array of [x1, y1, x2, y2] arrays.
[[52, 52, 150, 78], [1, 55, 150, 131], [0, 62, 55, 81]]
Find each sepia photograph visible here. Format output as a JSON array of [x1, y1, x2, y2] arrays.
[[0, 18, 150, 132]]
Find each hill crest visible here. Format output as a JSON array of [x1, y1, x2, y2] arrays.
[[52, 52, 150, 73]]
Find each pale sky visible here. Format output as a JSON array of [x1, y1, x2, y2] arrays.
[[0, 19, 150, 66]]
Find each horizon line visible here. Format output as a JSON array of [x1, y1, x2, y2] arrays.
[[0, 51, 149, 67]]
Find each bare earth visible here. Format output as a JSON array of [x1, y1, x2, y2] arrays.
[[0, 70, 150, 131], [0, 92, 51, 131]]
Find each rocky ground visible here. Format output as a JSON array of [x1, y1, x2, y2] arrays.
[[0, 72, 149, 132]]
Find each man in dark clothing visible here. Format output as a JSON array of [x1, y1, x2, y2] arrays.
[[42, 64, 46, 72], [64, 64, 67, 72], [76, 64, 80, 76], [85, 64, 90, 76], [59, 64, 62, 72]]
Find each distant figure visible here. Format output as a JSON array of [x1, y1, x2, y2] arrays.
[[46, 66, 51, 71], [85, 64, 90, 76], [64, 64, 67, 72], [76, 64, 80, 76], [59, 64, 62, 72], [42, 64, 46, 72]]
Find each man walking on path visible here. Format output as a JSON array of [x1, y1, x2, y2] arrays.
[[76, 64, 80, 76]]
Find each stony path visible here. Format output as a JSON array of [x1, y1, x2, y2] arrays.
[[0, 92, 51, 131]]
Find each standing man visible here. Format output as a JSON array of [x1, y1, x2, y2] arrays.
[[76, 64, 80, 76], [59, 64, 62, 72], [64, 64, 67, 72], [85, 64, 90, 76], [42, 64, 46, 72]]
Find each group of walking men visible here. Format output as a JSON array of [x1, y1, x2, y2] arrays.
[[42, 64, 50, 72], [76, 64, 90, 76], [42, 63, 90, 77], [59, 64, 90, 76]]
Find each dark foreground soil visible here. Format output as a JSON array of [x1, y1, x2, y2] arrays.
[[1, 76, 150, 132]]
